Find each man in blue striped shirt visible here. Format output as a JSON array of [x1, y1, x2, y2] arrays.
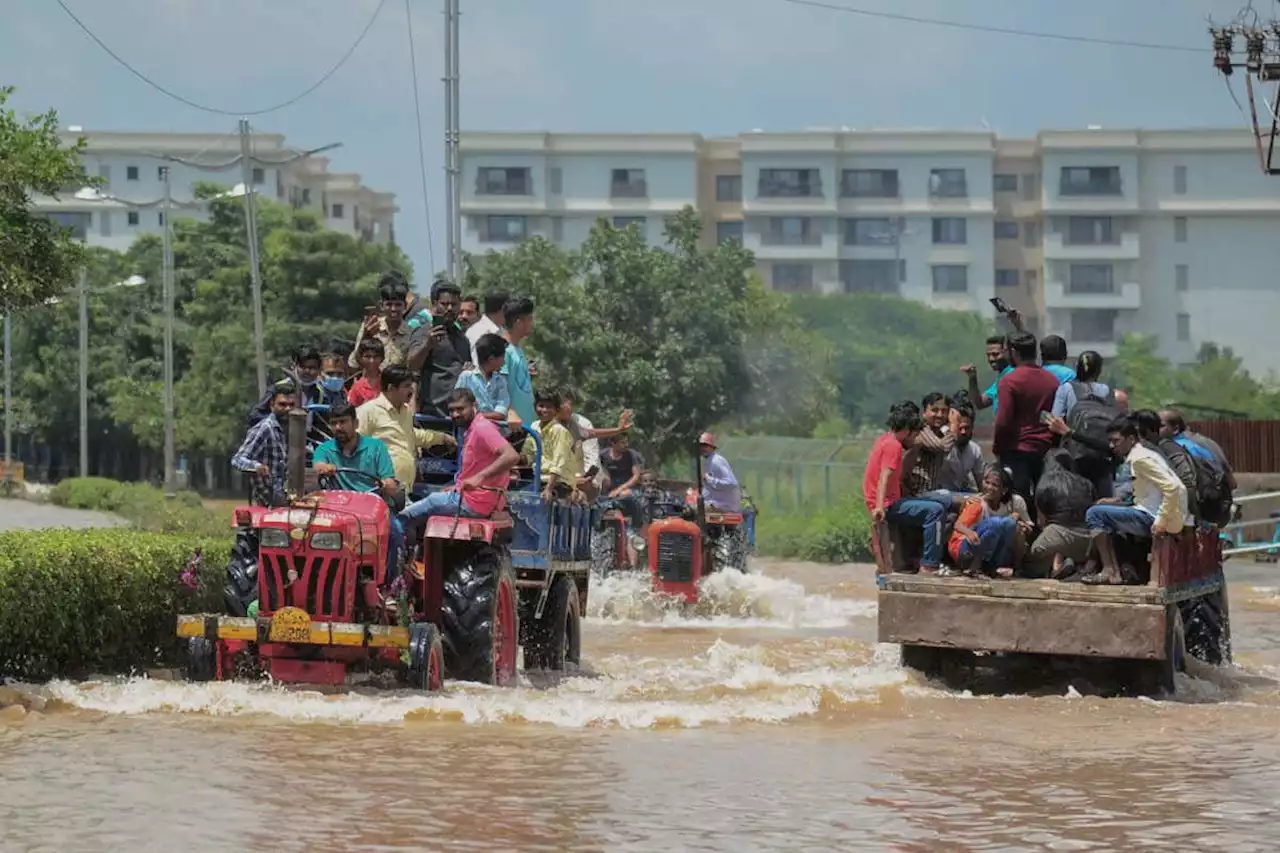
[[455, 333, 511, 424]]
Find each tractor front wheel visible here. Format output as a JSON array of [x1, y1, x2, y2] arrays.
[[441, 547, 519, 686], [407, 622, 444, 691], [186, 637, 217, 682]]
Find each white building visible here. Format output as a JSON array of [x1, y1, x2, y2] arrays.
[[461, 126, 1280, 375], [35, 129, 397, 252]]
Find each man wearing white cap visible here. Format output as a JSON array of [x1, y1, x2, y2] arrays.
[[698, 431, 741, 512]]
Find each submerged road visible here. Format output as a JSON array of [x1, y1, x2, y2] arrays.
[[0, 498, 125, 532]]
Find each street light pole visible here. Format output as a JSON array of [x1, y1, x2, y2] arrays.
[[239, 118, 268, 396], [3, 313, 10, 473], [161, 166, 177, 492], [78, 265, 88, 477]]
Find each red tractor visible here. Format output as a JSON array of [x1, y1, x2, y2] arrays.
[[178, 410, 586, 689]]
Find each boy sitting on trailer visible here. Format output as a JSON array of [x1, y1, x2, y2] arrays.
[[863, 401, 939, 571]]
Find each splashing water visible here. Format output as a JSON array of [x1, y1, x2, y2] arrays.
[[586, 568, 874, 629]]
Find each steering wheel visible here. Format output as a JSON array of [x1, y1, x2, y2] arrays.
[[318, 467, 385, 494]]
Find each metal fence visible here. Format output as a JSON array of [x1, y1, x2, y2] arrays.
[[1188, 420, 1280, 474], [715, 435, 871, 512]]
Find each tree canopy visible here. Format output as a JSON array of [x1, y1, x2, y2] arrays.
[[1110, 334, 1280, 418], [0, 87, 92, 314]]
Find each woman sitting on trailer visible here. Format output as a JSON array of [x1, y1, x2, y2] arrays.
[[946, 464, 1024, 577]]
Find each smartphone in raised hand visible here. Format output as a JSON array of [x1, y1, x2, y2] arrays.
[[989, 296, 1010, 314]]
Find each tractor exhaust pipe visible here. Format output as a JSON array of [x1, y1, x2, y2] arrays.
[[286, 407, 308, 498], [693, 441, 706, 530]]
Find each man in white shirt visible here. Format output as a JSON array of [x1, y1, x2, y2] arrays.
[[465, 292, 507, 365], [1083, 413, 1187, 585]]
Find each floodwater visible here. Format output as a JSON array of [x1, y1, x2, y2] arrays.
[[5, 559, 1280, 852]]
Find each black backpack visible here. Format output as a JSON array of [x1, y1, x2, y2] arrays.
[[1180, 437, 1233, 525], [1064, 382, 1119, 464]]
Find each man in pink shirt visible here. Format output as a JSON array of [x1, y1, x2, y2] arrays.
[[399, 388, 520, 528]]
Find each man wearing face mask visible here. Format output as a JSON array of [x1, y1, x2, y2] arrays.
[[406, 278, 471, 419], [246, 344, 326, 427], [232, 380, 298, 506]]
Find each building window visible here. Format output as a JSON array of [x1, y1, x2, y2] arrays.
[[716, 174, 743, 202], [1177, 312, 1191, 341], [252, 167, 265, 185], [840, 260, 901, 294], [928, 168, 967, 198], [994, 220, 1020, 240], [841, 169, 898, 198], [486, 215, 527, 243], [758, 168, 822, 198], [551, 217, 564, 242], [1071, 309, 1118, 342], [1066, 216, 1116, 245], [45, 211, 91, 240], [301, 188, 312, 205], [1021, 173, 1039, 201], [771, 262, 814, 293], [843, 217, 897, 246], [993, 173, 1019, 193], [477, 167, 532, 195], [549, 167, 563, 195], [1174, 216, 1188, 243], [1174, 165, 1187, 195], [1176, 264, 1189, 292], [716, 220, 743, 244], [931, 264, 968, 294], [126, 166, 139, 181], [612, 215, 646, 237], [158, 212, 165, 226], [931, 217, 967, 245], [995, 269, 1020, 288], [127, 211, 140, 226], [1023, 221, 1041, 248], [331, 203, 344, 219], [1059, 166, 1122, 196], [765, 216, 816, 245], [1068, 264, 1114, 295], [610, 168, 647, 199]]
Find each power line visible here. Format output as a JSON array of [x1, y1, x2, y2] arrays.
[[779, 0, 1204, 53], [404, 0, 438, 277], [54, 0, 389, 116]]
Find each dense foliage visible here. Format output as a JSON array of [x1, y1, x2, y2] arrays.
[[1109, 334, 1280, 418], [0, 529, 227, 680], [0, 86, 92, 314], [49, 476, 229, 537]]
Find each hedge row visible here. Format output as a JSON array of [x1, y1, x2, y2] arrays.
[[49, 477, 228, 537], [0, 529, 229, 680], [755, 495, 874, 564]]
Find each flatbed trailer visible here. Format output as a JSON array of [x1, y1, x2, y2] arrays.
[[874, 524, 1231, 694]]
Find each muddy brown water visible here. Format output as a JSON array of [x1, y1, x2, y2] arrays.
[[4, 559, 1280, 852]]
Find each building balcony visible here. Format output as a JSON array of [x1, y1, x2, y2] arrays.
[[1044, 280, 1141, 310], [1043, 231, 1140, 261], [747, 236, 838, 261]]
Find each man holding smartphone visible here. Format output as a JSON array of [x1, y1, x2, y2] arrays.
[[406, 278, 471, 419]]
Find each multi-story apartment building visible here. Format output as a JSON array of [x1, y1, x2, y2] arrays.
[[461, 127, 1280, 374], [35, 129, 397, 252]]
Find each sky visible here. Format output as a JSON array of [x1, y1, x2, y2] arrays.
[[3, 0, 1270, 281]]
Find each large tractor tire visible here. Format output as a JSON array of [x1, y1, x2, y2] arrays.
[[1179, 589, 1231, 666], [713, 526, 748, 573], [525, 575, 582, 672], [186, 637, 217, 682], [440, 547, 519, 686]]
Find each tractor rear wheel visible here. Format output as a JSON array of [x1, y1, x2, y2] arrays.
[[407, 622, 444, 692], [1179, 589, 1231, 666], [186, 637, 217, 682], [441, 547, 519, 686], [525, 575, 582, 671]]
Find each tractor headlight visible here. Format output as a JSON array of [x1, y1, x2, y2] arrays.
[[310, 531, 343, 550], [259, 528, 289, 549]]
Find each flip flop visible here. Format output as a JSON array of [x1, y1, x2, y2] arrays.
[[1080, 571, 1125, 586]]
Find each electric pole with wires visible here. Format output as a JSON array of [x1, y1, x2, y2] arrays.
[[443, 0, 462, 284], [1211, 24, 1280, 175]]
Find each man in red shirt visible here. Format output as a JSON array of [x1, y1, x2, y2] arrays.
[[993, 332, 1059, 520], [399, 388, 520, 529], [863, 402, 949, 571], [347, 337, 385, 408]]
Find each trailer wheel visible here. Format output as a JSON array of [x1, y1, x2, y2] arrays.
[[186, 637, 217, 682], [1158, 604, 1187, 694], [407, 622, 444, 692], [525, 575, 582, 671], [441, 547, 519, 686], [1179, 589, 1231, 666]]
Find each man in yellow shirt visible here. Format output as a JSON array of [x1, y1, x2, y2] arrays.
[[527, 388, 576, 502], [356, 364, 454, 488]]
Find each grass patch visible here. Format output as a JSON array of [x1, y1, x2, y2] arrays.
[[755, 493, 873, 564], [49, 477, 229, 538]]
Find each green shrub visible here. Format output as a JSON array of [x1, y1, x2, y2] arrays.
[[0, 529, 228, 680], [755, 495, 873, 564], [49, 477, 228, 537]]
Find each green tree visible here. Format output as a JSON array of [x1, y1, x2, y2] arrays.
[[464, 208, 832, 460], [1111, 334, 1280, 418], [0, 87, 94, 314]]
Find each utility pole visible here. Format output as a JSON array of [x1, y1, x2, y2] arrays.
[[78, 266, 88, 477], [161, 166, 177, 492], [3, 313, 10, 473], [239, 118, 268, 395], [444, 0, 462, 283]]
